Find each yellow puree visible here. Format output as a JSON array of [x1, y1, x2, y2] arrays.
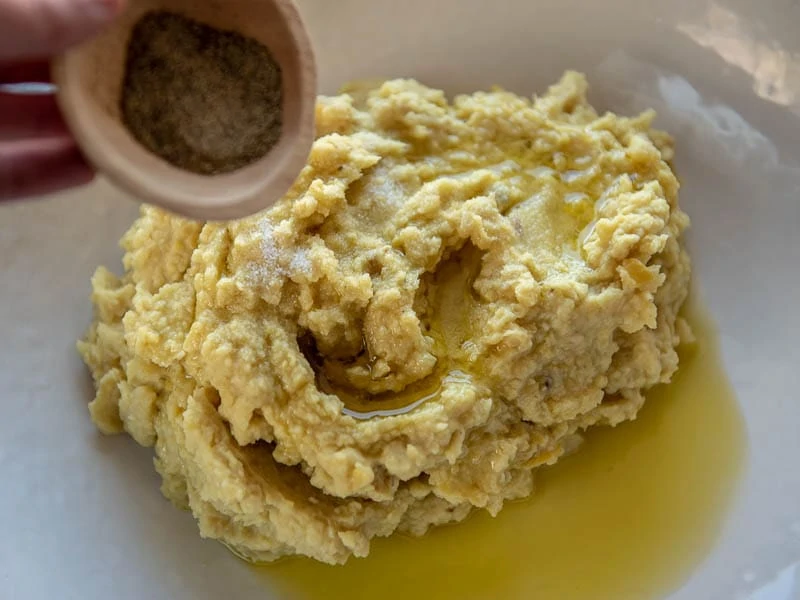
[[79, 72, 692, 565]]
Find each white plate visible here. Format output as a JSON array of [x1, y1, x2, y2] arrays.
[[1, 0, 799, 598]]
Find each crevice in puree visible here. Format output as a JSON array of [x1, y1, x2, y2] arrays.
[[298, 243, 483, 419]]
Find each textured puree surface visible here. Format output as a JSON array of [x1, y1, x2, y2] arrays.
[[79, 73, 693, 564], [264, 298, 746, 600]]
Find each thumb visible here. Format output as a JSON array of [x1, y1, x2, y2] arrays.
[[0, 0, 125, 62]]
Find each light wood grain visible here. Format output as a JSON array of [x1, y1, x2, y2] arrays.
[[51, 0, 317, 221]]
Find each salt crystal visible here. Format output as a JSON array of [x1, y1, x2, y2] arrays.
[[260, 220, 279, 265], [258, 219, 286, 279], [368, 171, 404, 207], [290, 248, 312, 276]]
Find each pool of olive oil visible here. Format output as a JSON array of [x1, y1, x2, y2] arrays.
[[258, 296, 746, 600]]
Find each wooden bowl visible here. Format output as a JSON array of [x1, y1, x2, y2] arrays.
[[51, 0, 317, 221]]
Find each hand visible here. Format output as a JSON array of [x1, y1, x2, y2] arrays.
[[0, 0, 124, 202]]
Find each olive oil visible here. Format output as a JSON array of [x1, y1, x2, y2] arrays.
[[260, 296, 746, 600]]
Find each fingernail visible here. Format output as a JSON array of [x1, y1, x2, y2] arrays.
[[82, 0, 124, 22]]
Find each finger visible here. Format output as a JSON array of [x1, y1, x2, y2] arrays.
[[0, 136, 95, 201], [0, 0, 126, 61], [0, 61, 52, 84], [0, 93, 69, 141]]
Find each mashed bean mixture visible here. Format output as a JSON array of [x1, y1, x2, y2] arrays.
[[79, 72, 691, 564]]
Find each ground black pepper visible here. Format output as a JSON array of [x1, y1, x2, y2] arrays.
[[120, 11, 283, 175]]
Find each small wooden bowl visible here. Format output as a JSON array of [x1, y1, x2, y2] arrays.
[[51, 0, 317, 221]]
